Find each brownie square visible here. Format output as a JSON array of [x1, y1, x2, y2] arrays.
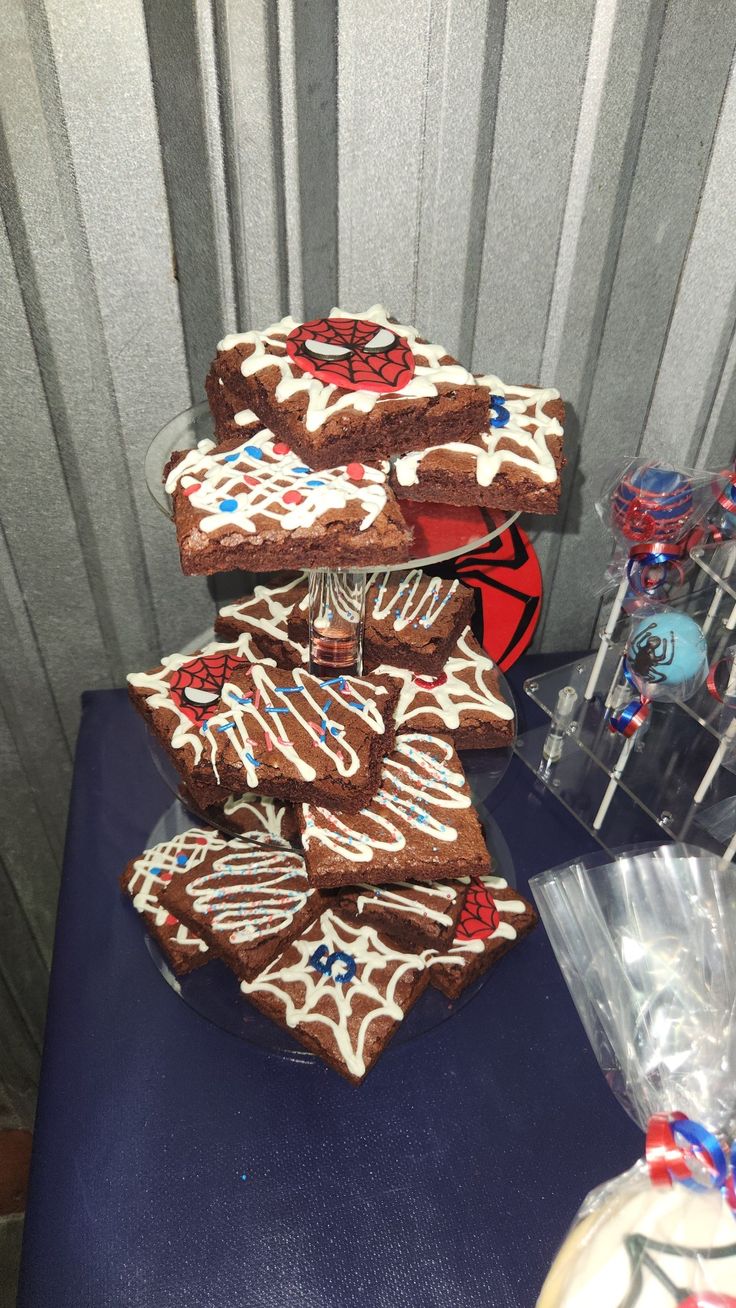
[[240, 908, 429, 1083], [210, 305, 489, 471], [299, 732, 491, 889], [288, 568, 475, 677], [127, 634, 274, 809], [129, 649, 399, 812], [120, 827, 227, 974], [376, 626, 516, 749], [428, 876, 538, 999], [337, 880, 467, 953], [159, 832, 324, 982], [164, 426, 411, 575], [391, 377, 565, 515], [215, 574, 309, 668], [180, 788, 300, 844]]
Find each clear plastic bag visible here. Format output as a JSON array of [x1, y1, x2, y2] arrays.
[[531, 845, 736, 1306]]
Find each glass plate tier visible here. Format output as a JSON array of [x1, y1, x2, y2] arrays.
[[519, 650, 736, 859], [145, 402, 520, 571], [139, 798, 517, 1062]]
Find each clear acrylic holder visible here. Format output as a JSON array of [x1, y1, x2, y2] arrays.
[[515, 545, 736, 864]]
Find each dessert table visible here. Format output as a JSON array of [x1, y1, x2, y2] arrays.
[[18, 653, 645, 1308]]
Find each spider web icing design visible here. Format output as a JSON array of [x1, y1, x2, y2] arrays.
[[368, 569, 460, 634], [127, 634, 270, 768], [218, 575, 309, 666], [285, 316, 415, 392], [240, 909, 426, 1079], [178, 833, 311, 946], [219, 304, 476, 432], [393, 374, 562, 489], [166, 429, 390, 536], [428, 876, 527, 967], [375, 627, 514, 730], [301, 732, 471, 863], [126, 828, 228, 953]]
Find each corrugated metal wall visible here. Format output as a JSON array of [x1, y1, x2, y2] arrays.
[[2, 0, 736, 1093]]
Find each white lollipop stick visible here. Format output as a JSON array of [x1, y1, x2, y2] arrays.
[[703, 541, 736, 636], [584, 572, 629, 701], [593, 734, 636, 831], [694, 717, 736, 804], [721, 828, 736, 867]]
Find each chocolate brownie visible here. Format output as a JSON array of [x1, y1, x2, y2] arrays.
[[299, 732, 491, 889], [337, 880, 467, 953], [120, 827, 227, 974], [240, 909, 429, 1083], [376, 626, 515, 749], [165, 427, 410, 575], [180, 788, 300, 843], [288, 568, 475, 677], [129, 650, 399, 812], [210, 305, 489, 471], [127, 634, 273, 809], [215, 574, 309, 668], [391, 378, 565, 515], [428, 875, 537, 999], [159, 832, 324, 982]]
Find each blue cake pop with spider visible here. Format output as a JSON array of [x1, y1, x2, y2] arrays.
[[626, 611, 708, 701]]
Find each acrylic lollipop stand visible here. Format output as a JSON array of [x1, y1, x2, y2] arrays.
[[515, 543, 736, 865]]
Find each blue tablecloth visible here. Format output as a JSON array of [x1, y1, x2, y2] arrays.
[[18, 655, 642, 1307]]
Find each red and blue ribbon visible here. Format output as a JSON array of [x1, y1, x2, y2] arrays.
[[626, 540, 686, 596], [608, 657, 651, 735], [646, 1113, 736, 1214]]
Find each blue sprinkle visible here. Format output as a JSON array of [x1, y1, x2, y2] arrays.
[[306, 479, 325, 487], [349, 701, 364, 710], [275, 685, 305, 695], [201, 722, 209, 733], [240, 1173, 248, 1182], [292, 465, 310, 474], [245, 752, 261, 767], [329, 726, 341, 736], [265, 706, 289, 713], [243, 445, 263, 459], [319, 677, 342, 687], [217, 721, 236, 732], [229, 692, 252, 704], [176, 855, 188, 866], [224, 453, 239, 463], [151, 867, 161, 876], [323, 697, 333, 713], [219, 498, 238, 512]]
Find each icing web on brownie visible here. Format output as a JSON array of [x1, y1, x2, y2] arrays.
[[179, 834, 311, 945], [127, 828, 227, 947], [375, 627, 514, 730]]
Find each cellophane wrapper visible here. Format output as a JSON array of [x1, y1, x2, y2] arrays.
[[531, 844, 736, 1307]]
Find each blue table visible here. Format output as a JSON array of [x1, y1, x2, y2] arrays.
[[18, 656, 642, 1307]]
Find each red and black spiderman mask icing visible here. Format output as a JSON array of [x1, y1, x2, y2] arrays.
[[285, 316, 415, 393], [456, 880, 501, 942], [168, 652, 248, 725]]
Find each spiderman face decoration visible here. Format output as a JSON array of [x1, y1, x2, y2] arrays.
[[168, 652, 248, 725], [456, 880, 500, 942], [285, 317, 415, 393]]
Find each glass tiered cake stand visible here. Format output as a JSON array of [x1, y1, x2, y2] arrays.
[[139, 403, 521, 1060]]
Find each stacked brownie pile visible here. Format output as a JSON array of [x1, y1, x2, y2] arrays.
[[121, 305, 563, 1083]]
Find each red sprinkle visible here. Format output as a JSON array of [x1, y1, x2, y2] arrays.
[[272, 442, 290, 456], [183, 483, 201, 496], [283, 490, 304, 505], [164, 913, 179, 927], [346, 462, 365, 481], [413, 672, 448, 690], [243, 475, 259, 488]]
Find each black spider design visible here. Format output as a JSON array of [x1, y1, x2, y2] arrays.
[[628, 622, 676, 685]]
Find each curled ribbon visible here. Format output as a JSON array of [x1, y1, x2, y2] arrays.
[[646, 1113, 736, 1215], [626, 540, 686, 596], [608, 657, 651, 736], [715, 471, 736, 515]]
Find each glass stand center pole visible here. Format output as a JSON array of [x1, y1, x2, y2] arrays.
[[308, 570, 367, 677]]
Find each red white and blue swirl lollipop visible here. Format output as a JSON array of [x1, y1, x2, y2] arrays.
[[612, 463, 694, 543]]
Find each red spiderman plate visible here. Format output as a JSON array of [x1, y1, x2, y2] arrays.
[[285, 316, 415, 393]]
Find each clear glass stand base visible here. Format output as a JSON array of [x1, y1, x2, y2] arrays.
[[517, 651, 736, 861], [141, 797, 516, 1061]]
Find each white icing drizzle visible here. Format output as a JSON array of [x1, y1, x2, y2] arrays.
[[301, 732, 470, 863], [205, 666, 389, 789], [234, 408, 258, 426], [126, 828, 228, 954], [368, 569, 459, 634], [222, 793, 292, 839], [219, 305, 476, 432], [127, 634, 270, 768], [165, 429, 390, 535], [393, 374, 562, 489], [375, 626, 514, 730], [180, 836, 310, 946], [429, 875, 527, 967], [354, 881, 457, 928], [218, 574, 309, 664], [240, 909, 426, 1078]]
